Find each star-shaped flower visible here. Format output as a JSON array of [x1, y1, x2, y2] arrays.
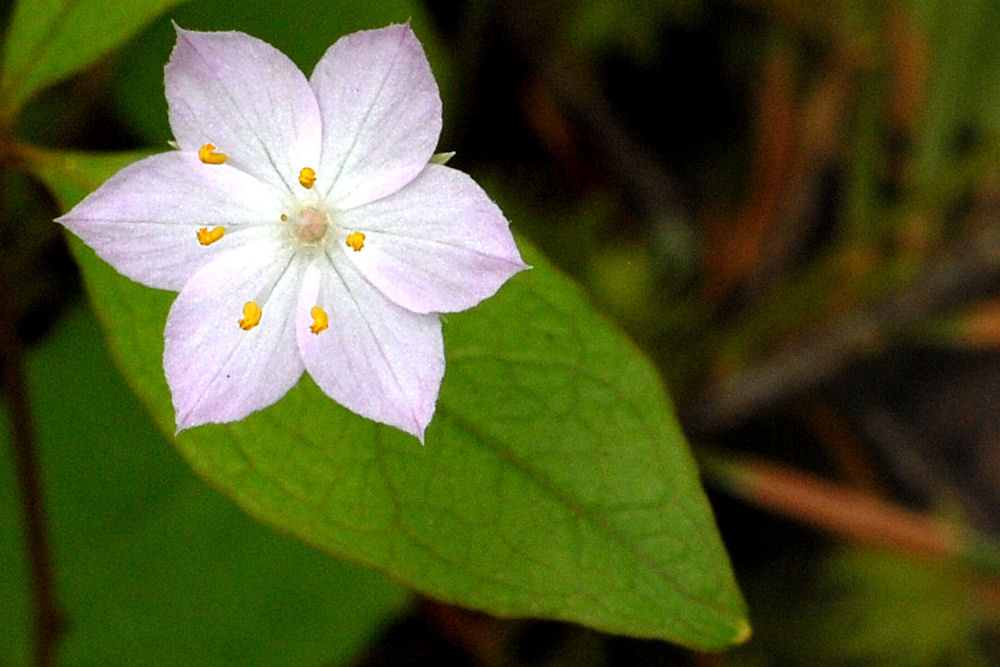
[[57, 24, 527, 442]]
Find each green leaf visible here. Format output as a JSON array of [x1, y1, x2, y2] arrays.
[[28, 148, 748, 649], [0, 304, 410, 665], [430, 151, 456, 165], [911, 0, 1000, 187], [0, 0, 188, 118], [734, 547, 995, 665]]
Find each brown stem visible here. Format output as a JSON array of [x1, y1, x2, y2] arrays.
[[0, 193, 66, 665], [700, 450, 1000, 572]]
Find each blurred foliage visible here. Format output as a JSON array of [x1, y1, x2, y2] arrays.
[[0, 0, 188, 118], [733, 548, 1000, 665], [3, 0, 1000, 663], [0, 304, 411, 665], [820, 549, 995, 664], [564, 0, 703, 61]]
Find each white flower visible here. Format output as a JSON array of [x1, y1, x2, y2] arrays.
[[57, 24, 527, 441]]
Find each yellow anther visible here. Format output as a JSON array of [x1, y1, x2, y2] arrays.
[[280, 213, 288, 222], [239, 301, 262, 331], [196, 226, 225, 245], [346, 231, 366, 252], [198, 143, 228, 164], [310, 306, 329, 334], [299, 167, 316, 189]]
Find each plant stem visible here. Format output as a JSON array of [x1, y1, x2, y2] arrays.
[[700, 449, 1000, 574], [0, 199, 65, 666]]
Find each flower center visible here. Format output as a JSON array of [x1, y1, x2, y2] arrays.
[[290, 206, 330, 243]]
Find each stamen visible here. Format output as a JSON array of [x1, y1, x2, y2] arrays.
[[299, 167, 316, 189], [239, 301, 262, 331], [280, 213, 288, 222], [346, 231, 366, 252], [196, 226, 225, 245], [310, 306, 329, 334], [198, 143, 228, 164]]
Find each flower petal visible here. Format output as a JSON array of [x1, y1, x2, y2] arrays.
[[297, 258, 444, 442], [338, 164, 529, 313], [56, 151, 286, 291], [311, 24, 441, 209], [165, 242, 305, 431], [166, 26, 322, 193]]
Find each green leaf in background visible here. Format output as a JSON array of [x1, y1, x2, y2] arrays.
[[28, 148, 748, 650], [0, 303, 410, 665], [0, 0, 188, 119], [911, 0, 1000, 189], [734, 547, 996, 665]]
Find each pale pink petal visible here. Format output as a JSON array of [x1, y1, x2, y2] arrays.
[[296, 259, 444, 442], [56, 151, 286, 291], [337, 164, 528, 313], [166, 27, 322, 193], [165, 243, 306, 431], [310, 24, 441, 209]]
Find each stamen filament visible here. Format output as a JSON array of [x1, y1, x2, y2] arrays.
[[198, 143, 228, 164]]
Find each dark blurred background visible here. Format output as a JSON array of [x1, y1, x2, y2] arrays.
[[3, 0, 1000, 664]]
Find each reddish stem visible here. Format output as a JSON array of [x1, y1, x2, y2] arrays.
[[0, 212, 66, 665]]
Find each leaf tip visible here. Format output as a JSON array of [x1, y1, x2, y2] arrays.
[[733, 619, 753, 645]]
